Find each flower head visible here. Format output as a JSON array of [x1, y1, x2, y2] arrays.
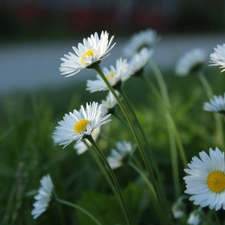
[[203, 93, 225, 115], [60, 31, 115, 77], [101, 91, 119, 115], [171, 196, 186, 219], [31, 174, 54, 219], [86, 58, 129, 93], [209, 44, 225, 72], [187, 208, 203, 225], [73, 127, 100, 154], [175, 48, 207, 76], [184, 147, 225, 210], [123, 28, 159, 57], [107, 141, 136, 169], [52, 102, 111, 148], [123, 48, 153, 81]]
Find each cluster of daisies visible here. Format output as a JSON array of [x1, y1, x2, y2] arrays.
[[31, 29, 157, 220], [31, 28, 225, 225], [174, 42, 225, 224]]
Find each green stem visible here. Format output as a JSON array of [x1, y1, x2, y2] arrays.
[[56, 198, 103, 225], [94, 65, 172, 225], [198, 72, 224, 149], [87, 135, 133, 225]]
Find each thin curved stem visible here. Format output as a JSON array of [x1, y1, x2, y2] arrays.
[[56, 198, 103, 225], [87, 135, 133, 225]]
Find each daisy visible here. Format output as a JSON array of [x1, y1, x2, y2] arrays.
[[86, 58, 129, 93], [31, 174, 54, 219], [123, 48, 153, 81], [52, 102, 111, 148], [107, 141, 136, 169], [184, 147, 225, 210], [101, 90, 119, 115], [203, 93, 225, 115], [171, 196, 186, 219], [187, 208, 203, 225], [175, 48, 207, 76], [123, 28, 159, 57], [73, 127, 100, 154], [59, 31, 116, 77], [209, 44, 225, 72]]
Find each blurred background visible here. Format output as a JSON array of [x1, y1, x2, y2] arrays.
[[1, 0, 225, 93]]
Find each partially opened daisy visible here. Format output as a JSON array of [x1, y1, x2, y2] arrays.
[[123, 48, 153, 81], [86, 58, 129, 93], [101, 90, 119, 115], [123, 28, 159, 57], [184, 147, 225, 210], [203, 93, 225, 115], [209, 44, 225, 72], [107, 141, 136, 169], [175, 48, 207, 76], [60, 31, 115, 77], [187, 208, 203, 225], [52, 102, 111, 148], [73, 127, 100, 154], [31, 174, 54, 219]]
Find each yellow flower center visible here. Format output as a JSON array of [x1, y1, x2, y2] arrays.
[[74, 119, 90, 134], [80, 49, 94, 64], [207, 171, 225, 193], [106, 72, 115, 81]]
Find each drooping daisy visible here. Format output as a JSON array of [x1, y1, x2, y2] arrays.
[[59, 31, 116, 77], [101, 90, 119, 115], [175, 48, 207, 76], [86, 58, 129, 93], [52, 102, 111, 148], [171, 196, 186, 219], [203, 93, 225, 115], [123, 48, 153, 82], [31, 174, 54, 219], [73, 127, 100, 155], [187, 208, 203, 225], [123, 28, 159, 57], [107, 141, 136, 169], [209, 44, 225, 72], [184, 147, 225, 210]]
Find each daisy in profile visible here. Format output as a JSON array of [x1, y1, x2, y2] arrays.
[[184, 147, 225, 211], [187, 207, 203, 225], [86, 58, 129, 93], [175, 48, 207, 76], [59, 31, 115, 77], [52, 102, 111, 148], [203, 93, 225, 115], [123, 48, 153, 82], [31, 174, 54, 219], [123, 28, 159, 57], [101, 90, 119, 115], [107, 141, 136, 169], [209, 44, 225, 72], [73, 127, 100, 154]]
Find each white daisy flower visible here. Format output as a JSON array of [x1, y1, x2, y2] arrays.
[[52, 102, 111, 148], [184, 147, 225, 210], [203, 93, 225, 114], [73, 127, 100, 154], [209, 44, 225, 72], [187, 208, 203, 225], [107, 141, 136, 169], [123, 28, 159, 57], [86, 58, 129, 93], [171, 196, 186, 219], [175, 48, 207, 76], [101, 91, 119, 115], [123, 48, 153, 81], [31, 174, 54, 219], [59, 31, 116, 77]]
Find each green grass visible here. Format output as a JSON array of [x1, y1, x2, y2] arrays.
[[0, 67, 225, 225]]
